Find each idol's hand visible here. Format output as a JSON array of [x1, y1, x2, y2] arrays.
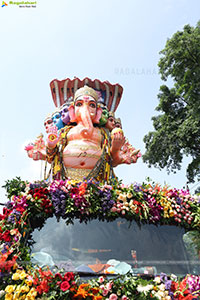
[[46, 126, 59, 148], [32, 150, 46, 161], [111, 130, 125, 152]]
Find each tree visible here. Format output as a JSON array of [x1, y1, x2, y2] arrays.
[[143, 21, 200, 183]]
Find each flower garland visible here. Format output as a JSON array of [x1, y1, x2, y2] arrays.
[[0, 177, 200, 299]]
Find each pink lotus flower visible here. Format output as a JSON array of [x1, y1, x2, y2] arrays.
[[25, 144, 34, 151]]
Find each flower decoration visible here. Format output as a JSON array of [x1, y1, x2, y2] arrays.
[[0, 177, 199, 299]]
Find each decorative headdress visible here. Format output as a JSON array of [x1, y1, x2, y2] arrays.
[[74, 86, 99, 102], [115, 117, 122, 126], [50, 77, 123, 113], [108, 111, 115, 118]]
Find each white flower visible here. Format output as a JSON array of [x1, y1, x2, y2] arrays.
[[0, 291, 5, 297], [25, 186, 30, 193], [154, 276, 161, 284], [170, 274, 177, 281], [159, 283, 166, 291], [136, 284, 153, 295]]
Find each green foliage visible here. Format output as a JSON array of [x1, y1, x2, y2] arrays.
[[143, 21, 200, 183], [2, 176, 27, 199]]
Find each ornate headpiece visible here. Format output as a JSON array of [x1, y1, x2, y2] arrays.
[[108, 111, 115, 118], [74, 86, 99, 102], [115, 117, 122, 129], [115, 117, 122, 125], [50, 77, 123, 112]]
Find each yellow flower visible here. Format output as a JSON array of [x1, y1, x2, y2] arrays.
[[5, 285, 15, 294], [126, 192, 133, 199], [12, 273, 21, 281], [20, 285, 29, 293], [13, 292, 21, 300], [27, 288, 37, 297], [19, 272, 27, 280], [25, 296, 36, 300], [118, 193, 127, 202], [25, 280, 32, 287], [5, 294, 13, 300], [115, 189, 121, 195]]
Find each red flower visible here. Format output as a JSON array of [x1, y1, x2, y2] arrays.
[[79, 182, 87, 196], [64, 272, 74, 282], [1, 230, 11, 242], [55, 272, 63, 280], [36, 279, 49, 294], [16, 207, 25, 213], [60, 280, 70, 291]]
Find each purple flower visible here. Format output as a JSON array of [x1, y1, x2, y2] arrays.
[[165, 279, 172, 290]]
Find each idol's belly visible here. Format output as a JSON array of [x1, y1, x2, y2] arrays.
[[63, 141, 102, 169]]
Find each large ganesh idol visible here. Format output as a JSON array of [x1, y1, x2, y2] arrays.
[[26, 78, 141, 183]]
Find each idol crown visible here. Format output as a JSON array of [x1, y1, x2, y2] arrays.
[[74, 85, 99, 102]]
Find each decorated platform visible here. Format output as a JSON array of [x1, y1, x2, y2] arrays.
[[0, 78, 200, 299]]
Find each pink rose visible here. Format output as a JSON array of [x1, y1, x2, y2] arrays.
[[121, 296, 128, 300], [109, 293, 118, 300], [60, 281, 70, 291], [111, 207, 117, 212], [102, 289, 109, 296]]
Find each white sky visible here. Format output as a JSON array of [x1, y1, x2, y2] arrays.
[[0, 0, 200, 206]]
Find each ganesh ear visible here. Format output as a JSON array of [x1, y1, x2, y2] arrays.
[[93, 107, 102, 124], [68, 105, 77, 122]]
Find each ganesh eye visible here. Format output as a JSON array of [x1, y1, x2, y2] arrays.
[[89, 102, 96, 108], [76, 102, 82, 107]]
